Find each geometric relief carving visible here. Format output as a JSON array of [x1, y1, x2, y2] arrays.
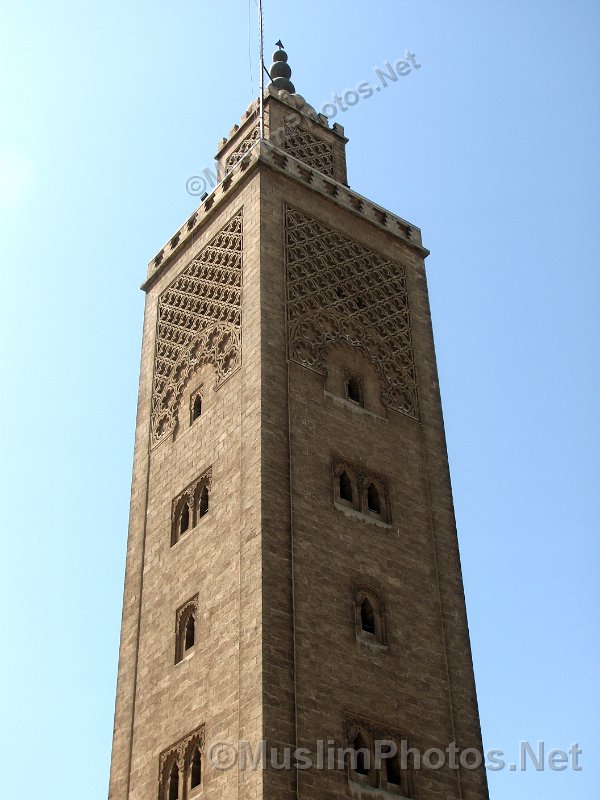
[[151, 211, 243, 443], [285, 205, 419, 419], [284, 119, 335, 177], [226, 122, 260, 171]]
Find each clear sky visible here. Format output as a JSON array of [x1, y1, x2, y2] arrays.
[[0, 1, 598, 798]]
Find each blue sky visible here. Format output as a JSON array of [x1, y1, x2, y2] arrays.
[[0, 1, 598, 798]]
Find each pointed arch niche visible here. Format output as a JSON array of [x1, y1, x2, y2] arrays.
[[353, 585, 387, 647], [324, 343, 388, 419]]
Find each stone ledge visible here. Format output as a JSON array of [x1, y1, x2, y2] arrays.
[[143, 139, 428, 291]]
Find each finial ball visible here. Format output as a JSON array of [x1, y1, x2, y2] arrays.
[[270, 60, 292, 80], [268, 39, 296, 94]]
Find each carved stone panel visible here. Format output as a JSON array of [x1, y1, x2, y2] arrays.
[[151, 211, 243, 442], [284, 119, 335, 177], [226, 122, 260, 171], [285, 205, 419, 419]]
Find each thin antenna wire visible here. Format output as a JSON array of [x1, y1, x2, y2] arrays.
[[248, 0, 255, 97], [258, 0, 265, 138]]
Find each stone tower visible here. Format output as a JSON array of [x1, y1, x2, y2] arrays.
[[109, 46, 489, 800]]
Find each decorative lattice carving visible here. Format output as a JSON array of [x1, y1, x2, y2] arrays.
[[226, 122, 260, 171], [151, 212, 243, 442], [284, 119, 335, 177], [158, 723, 205, 797], [285, 206, 419, 419]]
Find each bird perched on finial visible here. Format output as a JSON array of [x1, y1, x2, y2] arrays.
[[268, 41, 295, 94]]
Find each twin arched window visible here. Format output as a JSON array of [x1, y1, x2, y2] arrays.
[[160, 728, 204, 800], [171, 470, 212, 546], [333, 459, 390, 523], [347, 720, 413, 795]]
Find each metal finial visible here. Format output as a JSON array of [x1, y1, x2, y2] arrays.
[[268, 41, 295, 94]]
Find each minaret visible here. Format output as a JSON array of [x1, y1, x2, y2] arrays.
[[109, 44, 489, 800]]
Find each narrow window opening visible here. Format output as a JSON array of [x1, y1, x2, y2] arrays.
[[168, 762, 179, 800], [346, 375, 363, 405], [361, 598, 376, 635], [192, 395, 202, 421], [339, 471, 353, 503], [199, 486, 209, 518], [386, 752, 402, 786], [190, 747, 202, 789], [367, 483, 381, 514], [184, 613, 195, 652], [180, 503, 190, 535], [353, 732, 370, 776]]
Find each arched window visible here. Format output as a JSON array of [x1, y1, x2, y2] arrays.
[[386, 751, 402, 786], [180, 503, 190, 535], [198, 485, 209, 518], [332, 457, 390, 523], [354, 587, 387, 646], [346, 374, 363, 405], [171, 469, 212, 547], [175, 595, 198, 664], [189, 746, 202, 789], [192, 394, 202, 421], [159, 725, 204, 800], [339, 471, 353, 503], [352, 731, 371, 776], [184, 612, 195, 652], [367, 483, 381, 514], [360, 597, 376, 635], [167, 761, 179, 800]]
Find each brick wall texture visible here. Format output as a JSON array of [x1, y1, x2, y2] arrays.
[[108, 104, 489, 800]]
